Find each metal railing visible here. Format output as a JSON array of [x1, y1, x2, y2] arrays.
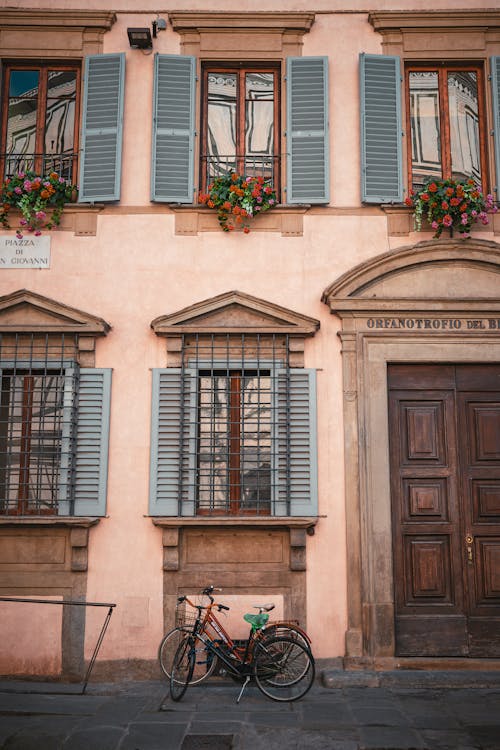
[[0, 596, 116, 694], [201, 154, 280, 189], [2, 153, 77, 182]]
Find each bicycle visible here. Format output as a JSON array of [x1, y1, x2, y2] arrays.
[[158, 593, 312, 685], [168, 585, 315, 703]]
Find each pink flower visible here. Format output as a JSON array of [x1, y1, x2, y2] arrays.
[[34, 229, 41, 236], [19, 218, 27, 226], [23, 180, 32, 192], [35, 210, 46, 220], [14, 187, 22, 195], [16, 231, 23, 239], [431, 221, 439, 230], [268, 199, 275, 205]]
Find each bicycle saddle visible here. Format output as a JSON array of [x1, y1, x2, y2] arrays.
[[252, 603, 275, 612]]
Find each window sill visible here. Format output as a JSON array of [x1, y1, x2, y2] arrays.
[[151, 516, 317, 529], [0, 516, 100, 527], [3, 204, 104, 237], [170, 204, 309, 237], [381, 205, 500, 237]]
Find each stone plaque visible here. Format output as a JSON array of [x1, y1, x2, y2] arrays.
[[0, 236, 50, 268]]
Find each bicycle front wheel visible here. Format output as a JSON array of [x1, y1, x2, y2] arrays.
[[170, 635, 195, 701], [253, 635, 315, 702], [159, 627, 217, 685]]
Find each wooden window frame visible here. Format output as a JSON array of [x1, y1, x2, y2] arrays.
[[200, 62, 281, 197], [405, 62, 488, 193], [197, 367, 272, 518], [1, 61, 81, 183]]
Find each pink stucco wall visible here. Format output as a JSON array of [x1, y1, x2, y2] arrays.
[[0, 0, 497, 674]]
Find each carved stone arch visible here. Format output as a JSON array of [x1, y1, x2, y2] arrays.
[[322, 238, 500, 663]]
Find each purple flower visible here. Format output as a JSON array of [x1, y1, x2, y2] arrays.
[[58, 177, 66, 184]]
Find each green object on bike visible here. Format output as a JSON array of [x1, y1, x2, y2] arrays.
[[243, 612, 269, 630]]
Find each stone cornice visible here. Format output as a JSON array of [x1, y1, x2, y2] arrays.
[[369, 10, 500, 32], [169, 11, 315, 34], [0, 9, 116, 30]]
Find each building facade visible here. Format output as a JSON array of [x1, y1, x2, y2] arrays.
[[0, 0, 500, 679]]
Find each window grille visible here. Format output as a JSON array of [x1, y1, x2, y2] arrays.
[[0, 334, 79, 515], [180, 333, 290, 516]]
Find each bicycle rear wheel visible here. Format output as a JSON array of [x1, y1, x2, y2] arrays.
[[261, 623, 311, 652], [253, 635, 315, 702], [170, 635, 195, 701], [159, 627, 217, 684]]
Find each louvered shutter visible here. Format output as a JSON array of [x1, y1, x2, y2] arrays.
[[491, 57, 500, 202], [286, 57, 329, 204], [73, 369, 112, 516], [79, 54, 125, 202], [152, 55, 196, 203], [275, 369, 318, 517], [360, 53, 403, 203], [149, 369, 197, 516], [58, 364, 79, 515]]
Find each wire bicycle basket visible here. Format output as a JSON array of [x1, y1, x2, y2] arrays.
[[174, 599, 198, 630]]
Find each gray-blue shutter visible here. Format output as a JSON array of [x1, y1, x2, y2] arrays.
[[275, 369, 318, 517], [491, 57, 500, 202], [360, 53, 403, 203], [286, 57, 329, 204], [78, 53, 125, 202], [149, 369, 197, 516], [151, 54, 196, 203], [73, 369, 112, 516]]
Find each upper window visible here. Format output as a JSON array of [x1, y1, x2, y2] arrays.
[[360, 53, 500, 204], [151, 54, 329, 206], [201, 64, 280, 195], [1, 63, 80, 183], [407, 65, 486, 193]]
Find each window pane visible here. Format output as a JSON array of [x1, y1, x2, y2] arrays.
[[197, 372, 271, 513], [245, 73, 274, 180], [6, 70, 39, 161], [240, 374, 271, 510], [207, 72, 237, 181], [409, 71, 442, 191], [44, 70, 77, 175], [0, 373, 64, 514], [448, 71, 481, 185], [198, 375, 230, 510]]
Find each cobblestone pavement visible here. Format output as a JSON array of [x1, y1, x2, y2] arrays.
[[1, 673, 500, 749]]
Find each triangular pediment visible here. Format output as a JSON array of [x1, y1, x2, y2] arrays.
[[0, 289, 110, 334], [322, 239, 500, 315], [151, 290, 319, 336]]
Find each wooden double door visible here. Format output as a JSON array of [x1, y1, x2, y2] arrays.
[[388, 364, 500, 657]]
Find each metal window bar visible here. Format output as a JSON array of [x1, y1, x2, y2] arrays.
[[179, 333, 289, 516], [0, 596, 116, 694], [0, 333, 79, 516], [2, 152, 77, 182], [201, 154, 279, 188]]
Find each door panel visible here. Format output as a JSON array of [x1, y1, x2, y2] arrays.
[[389, 364, 500, 657]]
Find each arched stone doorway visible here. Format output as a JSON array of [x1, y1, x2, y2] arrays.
[[322, 238, 500, 664]]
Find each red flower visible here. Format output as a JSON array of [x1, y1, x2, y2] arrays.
[[428, 183, 438, 193]]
